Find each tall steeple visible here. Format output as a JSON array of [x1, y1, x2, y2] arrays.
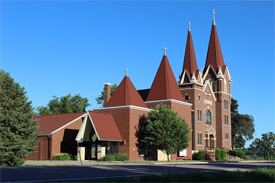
[[105, 74, 147, 108], [205, 9, 225, 73], [147, 50, 184, 102], [182, 20, 199, 78]]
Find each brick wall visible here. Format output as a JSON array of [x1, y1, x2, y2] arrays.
[[147, 100, 193, 160], [50, 118, 83, 159], [25, 136, 49, 160]]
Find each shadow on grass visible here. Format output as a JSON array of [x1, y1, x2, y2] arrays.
[[94, 167, 275, 182]]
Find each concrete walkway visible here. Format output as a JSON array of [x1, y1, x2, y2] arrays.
[[24, 160, 273, 166]]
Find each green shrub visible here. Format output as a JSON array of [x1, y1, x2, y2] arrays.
[[114, 153, 129, 161], [229, 149, 245, 159], [100, 154, 116, 161], [215, 149, 227, 160], [52, 153, 71, 161], [193, 150, 205, 160], [100, 153, 129, 161]]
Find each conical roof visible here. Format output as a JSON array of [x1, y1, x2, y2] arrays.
[[183, 30, 199, 78], [104, 75, 148, 108], [147, 55, 184, 102], [205, 24, 225, 73]]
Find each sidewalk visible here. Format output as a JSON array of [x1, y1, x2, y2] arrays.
[[24, 160, 208, 166], [24, 160, 274, 166]]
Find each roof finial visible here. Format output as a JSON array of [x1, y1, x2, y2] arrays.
[[188, 20, 191, 31], [212, 8, 216, 25], [125, 68, 128, 76], [163, 46, 167, 56]]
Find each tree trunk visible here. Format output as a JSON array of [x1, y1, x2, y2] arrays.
[[167, 154, 169, 161]]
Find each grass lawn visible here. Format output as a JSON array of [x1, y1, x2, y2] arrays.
[[69, 167, 275, 182]]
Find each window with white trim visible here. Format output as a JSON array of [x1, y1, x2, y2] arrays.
[[197, 110, 202, 121], [206, 110, 211, 125], [197, 133, 202, 145]]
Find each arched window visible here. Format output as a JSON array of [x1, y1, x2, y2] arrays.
[[206, 110, 211, 125]]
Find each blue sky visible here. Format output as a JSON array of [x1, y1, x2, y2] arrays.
[[1, 1, 274, 147]]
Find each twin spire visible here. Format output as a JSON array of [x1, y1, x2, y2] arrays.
[[182, 9, 225, 82]]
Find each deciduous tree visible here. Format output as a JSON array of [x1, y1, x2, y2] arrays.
[[231, 98, 255, 149], [36, 94, 90, 116], [142, 104, 190, 161], [0, 70, 39, 166], [249, 132, 275, 160]]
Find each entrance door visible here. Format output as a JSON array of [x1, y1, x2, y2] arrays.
[[91, 144, 96, 159], [210, 135, 214, 149]]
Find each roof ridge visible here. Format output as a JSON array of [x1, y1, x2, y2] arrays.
[[33, 112, 86, 118]]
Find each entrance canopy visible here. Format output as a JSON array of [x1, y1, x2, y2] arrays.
[[76, 111, 122, 142]]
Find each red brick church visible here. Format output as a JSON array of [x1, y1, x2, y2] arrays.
[[27, 11, 232, 161]]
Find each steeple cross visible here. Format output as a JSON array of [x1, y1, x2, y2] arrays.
[[163, 46, 167, 56], [212, 8, 216, 25], [125, 68, 128, 76], [188, 20, 191, 31]]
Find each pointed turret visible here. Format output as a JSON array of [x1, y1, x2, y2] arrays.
[[105, 74, 148, 108], [147, 52, 184, 102], [182, 21, 199, 78], [205, 9, 225, 73]]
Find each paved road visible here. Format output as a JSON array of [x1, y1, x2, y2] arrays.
[[1, 162, 274, 182]]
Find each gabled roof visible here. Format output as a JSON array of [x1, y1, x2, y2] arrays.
[[33, 112, 86, 135], [146, 55, 184, 102], [205, 24, 225, 73], [182, 30, 199, 78], [104, 75, 148, 108], [88, 111, 122, 141], [203, 80, 217, 101]]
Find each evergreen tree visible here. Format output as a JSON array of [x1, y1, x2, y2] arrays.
[[36, 94, 90, 116], [0, 70, 39, 166], [142, 104, 190, 161]]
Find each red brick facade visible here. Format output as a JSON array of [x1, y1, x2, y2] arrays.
[[27, 18, 231, 161]]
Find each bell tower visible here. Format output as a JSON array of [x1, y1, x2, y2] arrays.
[[202, 9, 232, 150]]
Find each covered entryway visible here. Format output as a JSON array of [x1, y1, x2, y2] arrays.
[[205, 126, 216, 150], [75, 111, 122, 160]]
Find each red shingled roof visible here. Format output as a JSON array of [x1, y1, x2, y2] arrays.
[[104, 76, 148, 108], [146, 55, 184, 102], [205, 24, 225, 73], [33, 112, 86, 135], [183, 30, 199, 78], [89, 111, 122, 141]]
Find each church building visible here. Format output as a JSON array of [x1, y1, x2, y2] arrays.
[[26, 10, 231, 161]]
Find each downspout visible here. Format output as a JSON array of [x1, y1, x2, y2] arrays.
[[48, 134, 51, 160]]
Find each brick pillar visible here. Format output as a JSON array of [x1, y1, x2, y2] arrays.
[[104, 83, 111, 106]]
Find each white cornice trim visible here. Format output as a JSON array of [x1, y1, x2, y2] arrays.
[[87, 112, 101, 141], [203, 65, 217, 81], [203, 80, 217, 101], [99, 139, 122, 142], [75, 114, 88, 141], [50, 113, 86, 135], [93, 105, 151, 112], [179, 70, 186, 84], [179, 83, 204, 87], [224, 66, 232, 82], [145, 99, 192, 106]]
